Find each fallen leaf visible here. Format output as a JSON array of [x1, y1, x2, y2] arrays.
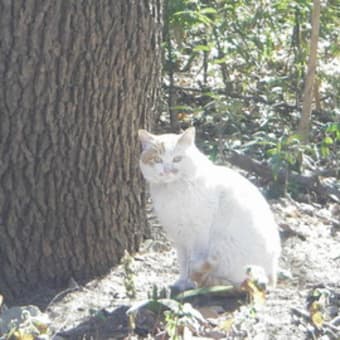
[[32, 320, 49, 334], [0, 294, 3, 307], [177, 112, 188, 121], [241, 279, 266, 305], [12, 330, 35, 340], [309, 301, 324, 329], [219, 318, 234, 333]]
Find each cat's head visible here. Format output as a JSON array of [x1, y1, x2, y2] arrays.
[[138, 127, 197, 184]]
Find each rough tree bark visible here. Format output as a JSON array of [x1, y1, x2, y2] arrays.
[[0, 0, 162, 303], [297, 0, 321, 141]]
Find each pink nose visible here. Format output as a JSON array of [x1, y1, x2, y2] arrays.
[[163, 166, 172, 174], [162, 164, 177, 175]]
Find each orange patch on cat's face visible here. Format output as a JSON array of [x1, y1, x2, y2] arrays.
[[141, 142, 165, 165]]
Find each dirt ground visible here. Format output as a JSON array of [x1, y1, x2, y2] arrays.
[[39, 190, 340, 339]]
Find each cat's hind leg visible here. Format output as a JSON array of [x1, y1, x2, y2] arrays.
[[190, 256, 219, 287]]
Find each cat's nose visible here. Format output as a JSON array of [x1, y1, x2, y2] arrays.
[[163, 165, 172, 174], [163, 164, 177, 175]]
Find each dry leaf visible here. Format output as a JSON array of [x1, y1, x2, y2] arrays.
[[177, 112, 188, 121], [309, 301, 324, 329], [0, 294, 3, 307], [219, 318, 234, 333], [13, 330, 35, 340], [32, 320, 49, 334], [241, 279, 266, 305]]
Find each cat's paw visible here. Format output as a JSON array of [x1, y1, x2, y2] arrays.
[[170, 278, 196, 295]]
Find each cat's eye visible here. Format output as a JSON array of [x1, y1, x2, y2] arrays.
[[154, 156, 163, 163], [173, 156, 183, 163]]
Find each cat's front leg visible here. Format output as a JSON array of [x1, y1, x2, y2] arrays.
[[171, 245, 196, 292]]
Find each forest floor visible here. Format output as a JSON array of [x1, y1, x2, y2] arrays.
[[40, 174, 340, 339], [1, 170, 339, 340]]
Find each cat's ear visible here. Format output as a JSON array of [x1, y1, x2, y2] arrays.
[[178, 127, 195, 147], [138, 129, 156, 150]]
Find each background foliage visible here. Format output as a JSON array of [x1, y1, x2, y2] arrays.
[[162, 0, 339, 199]]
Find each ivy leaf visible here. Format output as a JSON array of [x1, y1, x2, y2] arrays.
[[323, 136, 334, 145]]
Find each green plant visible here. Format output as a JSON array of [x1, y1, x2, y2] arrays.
[[121, 250, 136, 299], [251, 133, 310, 197], [147, 284, 168, 300], [164, 302, 204, 339], [320, 122, 340, 158], [126, 288, 204, 338], [0, 306, 50, 340], [266, 134, 305, 176], [126, 285, 235, 338], [163, 0, 338, 149]]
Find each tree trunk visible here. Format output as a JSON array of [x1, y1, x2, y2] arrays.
[[0, 0, 162, 303], [297, 0, 321, 141]]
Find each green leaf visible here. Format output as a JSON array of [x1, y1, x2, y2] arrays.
[[285, 153, 296, 165], [193, 44, 212, 52], [286, 134, 301, 145], [174, 285, 234, 300], [323, 136, 334, 145], [172, 105, 194, 112], [267, 148, 278, 156], [213, 57, 229, 64], [127, 298, 182, 315], [320, 145, 330, 158], [200, 7, 218, 15]]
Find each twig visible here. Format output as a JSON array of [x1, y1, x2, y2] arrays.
[[330, 316, 340, 327], [225, 150, 340, 202], [163, 84, 298, 111], [46, 286, 82, 310]]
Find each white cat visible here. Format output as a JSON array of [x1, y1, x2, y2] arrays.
[[138, 127, 281, 291]]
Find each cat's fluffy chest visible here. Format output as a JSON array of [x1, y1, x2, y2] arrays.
[[150, 173, 217, 242]]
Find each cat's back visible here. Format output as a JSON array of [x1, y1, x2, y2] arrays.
[[212, 165, 280, 245], [209, 165, 270, 207], [193, 164, 278, 240]]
